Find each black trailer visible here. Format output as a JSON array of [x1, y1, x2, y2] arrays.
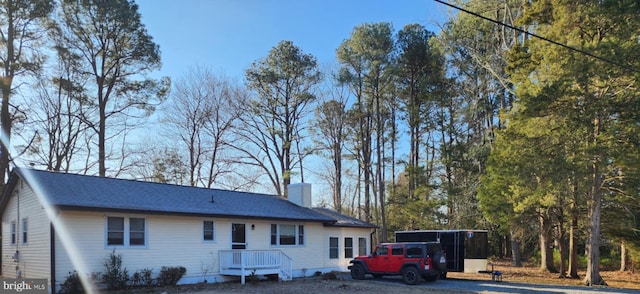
[[395, 230, 488, 273]]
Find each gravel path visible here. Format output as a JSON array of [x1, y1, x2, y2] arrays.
[[173, 273, 639, 294]]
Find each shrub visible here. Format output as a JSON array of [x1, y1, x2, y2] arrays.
[[322, 271, 338, 280], [157, 266, 186, 287], [58, 271, 84, 294], [132, 268, 154, 287], [246, 269, 259, 284], [102, 250, 129, 290]]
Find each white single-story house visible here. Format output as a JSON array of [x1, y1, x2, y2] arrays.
[[0, 168, 376, 292]]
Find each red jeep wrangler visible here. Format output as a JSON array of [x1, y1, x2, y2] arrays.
[[348, 242, 447, 285]]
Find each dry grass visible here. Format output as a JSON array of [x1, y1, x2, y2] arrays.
[[447, 258, 640, 291]]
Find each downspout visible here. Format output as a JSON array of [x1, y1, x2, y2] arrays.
[[50, 223, 56, 294], [369, 229, 376, 254], [15, 189, 20, 278]]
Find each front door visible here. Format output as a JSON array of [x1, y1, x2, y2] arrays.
[[231, 223, 246, 249]]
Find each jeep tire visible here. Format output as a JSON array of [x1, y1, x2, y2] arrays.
[[432, 251, 446, 272], [402, 266, 421, 285], [350, 264, 366, 280]]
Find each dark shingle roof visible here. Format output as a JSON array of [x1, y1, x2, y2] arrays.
[[312, 207, 378, 228], [7, 168, 337, 223]]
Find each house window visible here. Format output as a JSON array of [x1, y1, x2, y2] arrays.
[[344, 237, 353, 258], [270, 224, 277, 245], [107, 217, 125, 245], [203, 221, 215, 241], [270, 224, 304, 246], [129, 218, 145, 246], [10, 221, 16, 245], [21, 219, 28, 243], [280, 224, 295, 245], [298, 225, 304, 245], [329, 237, 339, 259], [106, 216, 146, 247], [358, 237, 367, 256]]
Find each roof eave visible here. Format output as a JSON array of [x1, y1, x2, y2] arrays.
[[54, 205, 337, 223]]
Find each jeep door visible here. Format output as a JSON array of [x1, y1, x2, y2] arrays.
[[368, 244, 390, 272], [388, 244, 406, 273]]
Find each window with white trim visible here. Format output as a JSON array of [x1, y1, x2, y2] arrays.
[[329, 237, 339, 259], [270, 224, 304, 246], [203, 220, 215, 241], [21, 218, 28, 244], [106, 216, 146, 247], [129, 218, 145, 245], [107, 217, 125, 245], [344, 237, 353, 258], [10, 221, 16, 245], [358, 237, 367, 256]]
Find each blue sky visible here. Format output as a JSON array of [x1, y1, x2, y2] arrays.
[[134, 0, 453, 197], [137, 0, 452, 80]]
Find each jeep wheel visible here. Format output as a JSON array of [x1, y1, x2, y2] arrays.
[[350, 264, 366, 280], [402, 267, 421, 285]]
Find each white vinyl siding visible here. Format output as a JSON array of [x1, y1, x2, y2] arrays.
[[2, 176, 376, 288], [322, 227, 373, 270], [1, 179, 51, 281]]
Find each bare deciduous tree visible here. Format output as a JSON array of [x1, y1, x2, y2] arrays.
[[163, 66, 244, 188], [313, 79, 350, 212], [26, 46, 89, 172]]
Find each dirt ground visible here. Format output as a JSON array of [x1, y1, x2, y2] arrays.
[[118, 259, 640, 294], [125, 276, 466, 294], [447, 259, 640, 290]]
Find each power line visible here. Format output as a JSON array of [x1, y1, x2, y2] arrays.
[[433, 0, 640, 74]]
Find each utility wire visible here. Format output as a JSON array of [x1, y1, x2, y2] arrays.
[[434, 0, 640, 74]]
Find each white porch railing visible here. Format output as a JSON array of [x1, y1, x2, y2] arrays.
[[219, 250, 293, 284]]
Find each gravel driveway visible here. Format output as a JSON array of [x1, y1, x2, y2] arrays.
[[177, 273, 639, 294], [363, 275, 640, 294]]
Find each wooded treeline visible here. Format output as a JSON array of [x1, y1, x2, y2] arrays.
[[1, 0, 639, 286]]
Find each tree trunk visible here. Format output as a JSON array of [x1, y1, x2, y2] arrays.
[[539, 213, 558, 273], [0, 77, 12, 183], [498, 234, 504, 259], [99, 98, 107, 177], [568, 180, 580, 278], [511, 230, 522, 267], [334, 142, 343, 213], [376, 92, 387, 242], [584, 117, 605, 286], [558, 220, 568, 278], [620, 242, 627, 272]]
